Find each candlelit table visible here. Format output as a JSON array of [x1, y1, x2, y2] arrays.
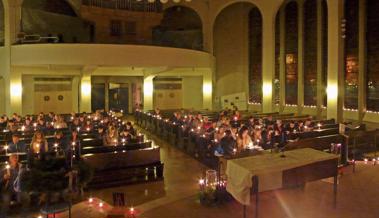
[[225, 148, 339, 218]]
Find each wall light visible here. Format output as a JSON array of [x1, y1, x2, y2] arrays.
[[203, 83, 212, 95], [327, 84, 338, 100], [81, 82, 91, 97], [262, 82, 272, 97], [144, 81, 153, 97], [10, 83, 22, 97]]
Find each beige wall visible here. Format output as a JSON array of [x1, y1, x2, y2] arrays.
[[213, 3, 252, 109], [154, 90, 182, 110], [182, 76, 202, 110]]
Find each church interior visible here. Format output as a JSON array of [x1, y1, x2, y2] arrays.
[[0, 0, 379, 217]]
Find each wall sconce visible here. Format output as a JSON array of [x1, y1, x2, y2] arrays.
[[10, 83, 22, 97], [81, 82, 91, 96]]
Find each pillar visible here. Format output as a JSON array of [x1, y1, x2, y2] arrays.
[[143, 76, 154, 111], [261, 10, 276, 113], [80, 68, 92, 113], [8, 71, 22, 115], [104, 79, 109, 112], [326, 0, 345, 122], [279, 7, 286, 113], [2, 0, 23, 115], [203, 71, 213, 110], [358, 0, 366, 122], [71, 76, 79, 113], [297, 0, 305, 114], [316, 0, 324, 119]]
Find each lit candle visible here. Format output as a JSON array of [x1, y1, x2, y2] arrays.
[[36, 143, 40, 154], [233, 148, 237, 154], [129, 207, 135, 215], [21, 125, 25, 131], [33, 123, 37, 128], [122, 138, 126, 143], [86, 127, 90, 132], [99, 202, 103, 208], [71, 116, 74, 120], [88, 197, 93, 203], [317, 123, 321, 129], [4, 145, 8, 155], [364, 158, 368, 164], [77, 127, 80, 132]]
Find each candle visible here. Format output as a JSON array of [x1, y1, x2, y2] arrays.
[[77, 127, 80, 132], [33, 123, 37, 128], [4, 145, 8, 155], [86, 127, 90, 132], [21, 125, 25, 131], [5, 164, 10, 170], [364, 158, 368, 164], [129, 207, 135, 214], [233, 148, 237, 154], [36, 143, 40, 154], [88, 197, 93, 203], [99, 202, 103, 208], [122, 138, 126, 143], [71, 116, 74, 120], [317, 123, 321, 129]]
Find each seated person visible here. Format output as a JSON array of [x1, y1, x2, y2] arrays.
[[67, 129, 81, 161], [53, 115, 68, 129], [237, 126, 254, 151], [220, 130, 237, 156], [103, 126, 119, 146], [0, 154, 28, 217], [29, 131, 49, 155], [125, 122, 136, 136], [120, 129, 133, 144], [50, 130, 67, 152], [7, 134, 27, 153]]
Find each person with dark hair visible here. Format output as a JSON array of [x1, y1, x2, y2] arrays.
[[8, 134, 27, 153], [0, 154, 29, 217], [220, 130, 237, 156], [51, 130, 67, 153]]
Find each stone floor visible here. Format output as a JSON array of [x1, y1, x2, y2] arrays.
[[86, 124, 379, 218]]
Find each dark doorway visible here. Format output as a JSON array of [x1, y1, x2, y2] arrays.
[[109, 84, 129, 113], [91, 83, 105, 111]]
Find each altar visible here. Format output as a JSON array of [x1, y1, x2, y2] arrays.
[[226, 148, 339, 218]]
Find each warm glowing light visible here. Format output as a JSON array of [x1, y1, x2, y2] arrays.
[[88, 197, 93, 203], [199, 179, 205, 185], [327, 84, 338, 100], [81, 82, 91, 96], [203, 83, 212, 95], [99, 202, 103, 207], [262, 82, 272, 97], [10, 83, 22, 97], [144, 81, 153, 96]]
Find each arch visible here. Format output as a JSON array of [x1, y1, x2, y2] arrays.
[[211, 0, 264, 29], [213, 1, 262, 108], [153, 5, 203, 50], [21, 0, 90, 43]]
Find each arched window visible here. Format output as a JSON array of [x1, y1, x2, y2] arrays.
[[248, 7, 262, 104], [153, 6, 203, 50], [344, 0, 359, 110], [284, 1, 298, 105], [367, 0, 379, 112]]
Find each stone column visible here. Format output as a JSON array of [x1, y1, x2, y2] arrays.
[[279, 7, 286, 113], [358, 0, 366, 122], [316, 0, 325, 119], [297, 0, 305, 114], [261, 10, 276, 113], [203, 70, 213, 110], [80, 68, 93, 113], [143, 76, 155, 111], [326, 0, 345, 122]]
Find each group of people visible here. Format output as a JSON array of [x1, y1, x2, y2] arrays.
[[154, 108, 319, 156], [0, 110, 138, 217]]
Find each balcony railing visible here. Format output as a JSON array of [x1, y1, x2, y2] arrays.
[[82, 0, 163, 13]]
